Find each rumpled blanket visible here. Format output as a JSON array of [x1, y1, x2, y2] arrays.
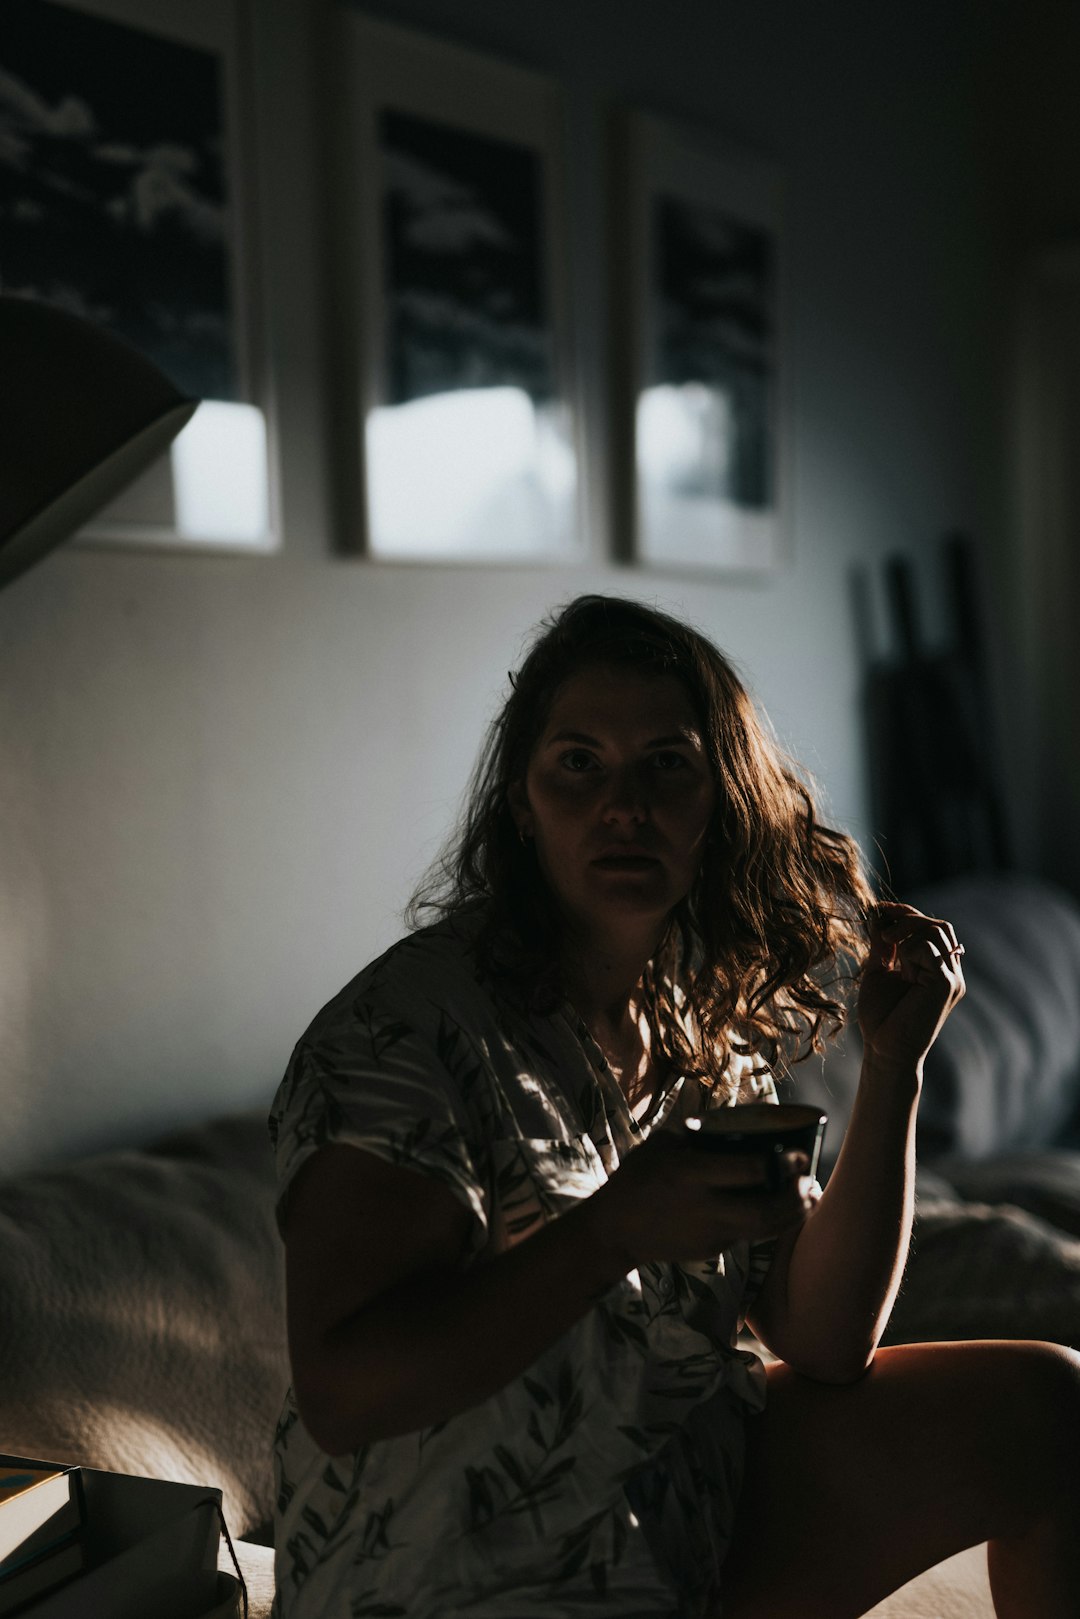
[[0, 1110, 286, 1537], [887, 1175, 1080, 1349]]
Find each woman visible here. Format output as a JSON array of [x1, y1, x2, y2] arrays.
[[270, 595, 1079, 1618]]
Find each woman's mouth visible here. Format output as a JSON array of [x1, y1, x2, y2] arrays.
[[591, 854, 661, 872]]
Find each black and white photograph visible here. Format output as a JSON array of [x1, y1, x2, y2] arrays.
[[650, 193, 776, 511], [332, 13, 580, 562], [380, 108, 556, 409], [614, 111, 788, 575], [1, 0, 236, 403], [0, 0, 273, 550]]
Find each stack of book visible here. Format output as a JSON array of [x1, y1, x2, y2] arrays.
[[0, 1455, 226, 1619], [0, 1463, 84, 1614]]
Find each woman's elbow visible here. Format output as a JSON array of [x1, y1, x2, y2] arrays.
[[291, 1363, 370, 1454], [290, 1338, 460, 1450]]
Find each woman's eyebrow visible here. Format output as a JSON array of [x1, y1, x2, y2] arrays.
[[646, 730, 703, 748], [545, 728, 703, 748]]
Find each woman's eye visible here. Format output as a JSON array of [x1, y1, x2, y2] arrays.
[[560, 749, 597, 772], [652, 750, 689, 771]]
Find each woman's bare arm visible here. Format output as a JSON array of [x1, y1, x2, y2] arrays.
[[285, 1144, 625, 1450], [746, 1057, 919, 1382], [284, 1135, 813, 1451], [746, 905, 965, 1383]]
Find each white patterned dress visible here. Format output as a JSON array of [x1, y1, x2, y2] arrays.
[[268, 913, 779, 1619]]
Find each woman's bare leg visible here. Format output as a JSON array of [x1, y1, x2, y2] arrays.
[[721, 1339, 1080, 1619]]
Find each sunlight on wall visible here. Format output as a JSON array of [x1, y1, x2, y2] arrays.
[[366, 386, 578, 558]]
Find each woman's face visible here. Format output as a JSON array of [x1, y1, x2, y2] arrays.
[[511, 662, 716, 940]]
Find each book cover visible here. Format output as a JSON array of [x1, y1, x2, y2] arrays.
[[0, 1469, 81, 1573], [24, 1471, 222, 1619], [0, 1537, 83, 1616]]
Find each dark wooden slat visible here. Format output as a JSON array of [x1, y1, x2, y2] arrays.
[[864, 538, 1013, 894]]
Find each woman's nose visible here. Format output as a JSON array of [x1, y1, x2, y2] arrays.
[[601, 768, 649, 824]]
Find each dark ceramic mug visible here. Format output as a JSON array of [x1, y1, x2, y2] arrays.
[[684, 1102, 827, 1189]]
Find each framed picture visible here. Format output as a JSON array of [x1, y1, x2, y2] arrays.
[[327, 11, 582, 562], [611, 111, 789, 575], [0, 0, 276, 553]]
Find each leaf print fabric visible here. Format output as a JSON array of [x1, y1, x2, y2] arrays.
[[268, 913, 778, 1619]]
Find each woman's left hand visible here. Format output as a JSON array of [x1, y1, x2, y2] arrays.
[[856, 903, 966, 1078]]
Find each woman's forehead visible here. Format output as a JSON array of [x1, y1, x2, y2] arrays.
[[539, 663, 704, 741]]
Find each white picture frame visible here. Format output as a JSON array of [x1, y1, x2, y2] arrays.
[[326, 10, 583, 563], [611, 110, 790, 576], [0, 0, 277, 554]]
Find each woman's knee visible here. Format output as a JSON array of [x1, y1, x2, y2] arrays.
[[965, 1338, 1080, 1528], [778, 1339, 1080, 1525], [1013, 1340, 1080, 1498]]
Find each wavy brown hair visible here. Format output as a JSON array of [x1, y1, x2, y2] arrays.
[[408, 595, 874, 1095]]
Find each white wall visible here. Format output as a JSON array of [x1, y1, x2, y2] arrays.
[[0, 0, 1006, 1170]]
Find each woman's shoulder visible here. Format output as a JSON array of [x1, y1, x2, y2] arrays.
[[301, 908, 491, 1046]]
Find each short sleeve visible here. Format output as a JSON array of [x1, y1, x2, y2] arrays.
[[268, 997, 490, 1253]]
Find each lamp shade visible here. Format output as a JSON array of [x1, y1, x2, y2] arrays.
[[0, 295, 197, 590]]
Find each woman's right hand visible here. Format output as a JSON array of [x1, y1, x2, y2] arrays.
[[583, 1130, 818, 1272]]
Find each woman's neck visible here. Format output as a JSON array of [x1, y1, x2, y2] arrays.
[[559, 933, 651, 1034], [559, 927, 662, 1112]]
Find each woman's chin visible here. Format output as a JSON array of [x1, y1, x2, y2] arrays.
[[576, 871, 679, 922]]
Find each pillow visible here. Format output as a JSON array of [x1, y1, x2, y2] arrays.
[[932, 1149, 1080, 1238], [0, 1110, 286, 1538], [907, 874, 1080, 1159], [886, 1191, 1080, 1349]]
